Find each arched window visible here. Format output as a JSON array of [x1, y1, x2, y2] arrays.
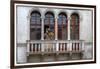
[[30, 11, 41, 40], [44, 12, 55, 40], [58, 13, 67, 40], [70, 13, 79, 40]]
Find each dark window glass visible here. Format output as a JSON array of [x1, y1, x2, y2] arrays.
[[30, 11, 41, 40], [58, 13, 67, 40], [70, 13, 79, 40], [44, 12, 55, 40]]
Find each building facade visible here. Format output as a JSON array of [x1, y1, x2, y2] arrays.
[[16, 4, 93, 63]]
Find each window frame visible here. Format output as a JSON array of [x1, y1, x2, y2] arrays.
[[70, 13, 80, 40], [11, 1, 96, 68], [58, 13, 68, 40], [30, 11, 41, 40]]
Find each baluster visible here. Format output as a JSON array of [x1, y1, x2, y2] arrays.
[[65, 43, 67, 51], [75, 43, 77, 51], [37, 43, 38, 52], [53, 43, 54, 52], [73, 43, 75, 51], [81, 42, 83, 51], [79, 42, 81, 51], [78, 43, 79, 51], [59, 43, 60, 51], [48, 44, 51, 52], [54, 43, 56, 52], [36, 44, 38, 52], [66, 43, 68, 51], [52, 43, 53, 52], [52, 43, 54, 52], [41, 43, 44, 52], [76, 43, 78, 51], [49, 44, 50, 52], [40, 44, 41, 51], [62, 43, 64, 51], [70, 42, 72, 52], [76, 43, 77, 51], [62, 43, 63, 51], [46, 44, 48, 52], [65, 43, 66, 51], [27, 42, 30, 53], [53, 44, 54, 52], [48, 44, 49, 52], [72, 43, 73, 51], [47, 44, 48, 52], [35, 43, 37, 52], [64, 43, 66, 51], [43, 43, 45, 52], [75, 43, 76, 51], [61, 43, 62, 51], [79, 43, 81, 51], [37, 43, 39, 52], [50, 43, 51, 52], [47, 44, 50, 52], [60, 43, 61, 51], [33, 44, 35, 52], [44, 44, 45, 52], [38, 44, 40, 52], [38, 43, 40, 52], [44, 44, 47, 51], [63, 43, 64, 51], [29, 43, 31, 52], [51, 44, 53, 52], [50, 44, 52, 52], [77, 43, 79, 51], [31, 43, 33, 52], [50, 44, 51, 52], [60, 43, 62, 51], [80, 42, 82, 51], [37, 44, 39, 52], [51, 43, 52, 52], [39, 44, 41, 52], [37, 43, 40, 52]]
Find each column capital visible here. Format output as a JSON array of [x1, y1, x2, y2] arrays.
[[41, 16, 45, 19], [67, 17, 71, 21], [55, 17, 58, 19]]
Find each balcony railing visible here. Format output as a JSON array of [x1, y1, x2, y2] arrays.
[[27, 40, 85, 56]]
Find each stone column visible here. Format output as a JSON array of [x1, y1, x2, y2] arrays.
[[55, 17, 59, 52], [41, 17, 44, 40], [41, 17, 45, 52], [55, 17, 58, 40], [68, 14, 71, 40]]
